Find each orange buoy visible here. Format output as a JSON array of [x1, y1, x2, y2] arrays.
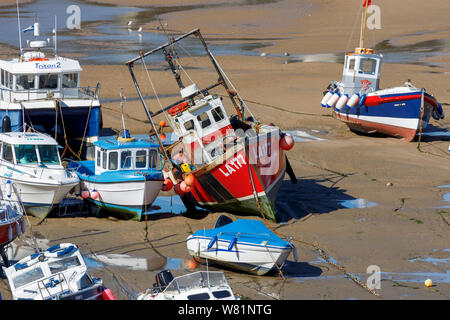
[[81, 189, 90, 199], [90, 189, 99, 200], [161, 178, 173, 191], [180, 181, 192, 193], [184, 173, 196, 186], [159, 120, 166, 127], [160, 134, 167, 141], [174, 183, 185, 195], [280, 134, 294, 151]]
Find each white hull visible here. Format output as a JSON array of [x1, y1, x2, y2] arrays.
[[186, 236, 292, 275]]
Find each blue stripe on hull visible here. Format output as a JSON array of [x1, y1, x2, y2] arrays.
[[343, 96, 422, 119]]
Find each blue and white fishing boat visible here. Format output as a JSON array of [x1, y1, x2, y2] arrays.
[[0, 131, 79, 220], [0, 15, 102, 158], [186, 216, 298, 276], [2, 242, 115, 300], [321, 1, 445, 141], [68, 129, 164, 221]]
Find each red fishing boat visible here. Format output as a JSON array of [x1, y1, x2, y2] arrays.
[[0, 198, 25, 267], [126, 29, 297, 222]]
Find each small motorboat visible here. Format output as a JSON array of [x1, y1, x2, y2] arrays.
[[0, 199, 26, 267], [68, 129, 164, 221], [321, 1, 445, 141], [137, 269, 236, 300], [2, 242, 115, 300], [0, 131, 79, 220], [186, 215, 298, 276]]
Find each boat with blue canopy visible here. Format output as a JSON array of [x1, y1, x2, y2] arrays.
[[68, 129, 164, 221], [186, 216, 298, 275]]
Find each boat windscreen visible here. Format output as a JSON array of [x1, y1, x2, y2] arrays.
[[37, 145, 60, 165], [48, 256, 81, 274], [12, 266, 45, 289], [14, 144, 38, 164]]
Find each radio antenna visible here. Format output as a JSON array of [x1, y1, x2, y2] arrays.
[[16, 0, 23, 57]]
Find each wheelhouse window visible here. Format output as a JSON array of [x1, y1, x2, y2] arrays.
[[39, 74, 58, 89], [49, 255, 81, 274], [149, 150, 158, 168], [2, 143, 14, 162], [108, 151, 118, 170], [211, 107, 225, 122], [184, 120, 194, 131], [14, 144, 38, 164], [62, 73, 78, 88], [102, 150, 107, 169], [197, 112, 211, 129], [37, 145, 60, 165], [136, 150, 147, 169], [0, 69, 4, 86], [96, 150, 101, 167], [347, 58, 356, 71], [12, 266, 45, 289], [121, 150, 132, 169], [359, 58, 377, 75], [15, 74, 35, 90]]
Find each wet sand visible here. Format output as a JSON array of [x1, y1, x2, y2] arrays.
[[1, 0, 449, 300]]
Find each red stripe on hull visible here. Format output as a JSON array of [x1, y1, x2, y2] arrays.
[[335, 112, 418, 141]]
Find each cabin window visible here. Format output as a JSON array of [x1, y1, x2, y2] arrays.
[[14, 144, 38, 164], [108, 151, 119, 170], [197, 112, 211, 129], [96, 150, 101, 167], [12, 266, 45, 289], [149, 150, 157, 168], [212, 290, 232, 299], [187, 292, 211, 300], [120, 150, 132, 169], [2, 143, 13, 162], [135, 150, 147, 169], [15, 74, 35, 90], [211, 107, 225, 122], [37, 145, 60, 165], [49, 255, 81, 274], [39, 74, 58, 89], [62, 73, 78, 88], [359, 58, 377, 75], [102, 150, 107, 169], [347, 58, 356, 71], [184, 120, 195, 131], [0, 69, 4, 86]]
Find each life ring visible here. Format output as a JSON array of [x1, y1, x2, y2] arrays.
[[28, 58, 49, 61], [168, 101, 189, 116]]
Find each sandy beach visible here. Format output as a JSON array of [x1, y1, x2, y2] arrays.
[[0, 0, 449, 301]]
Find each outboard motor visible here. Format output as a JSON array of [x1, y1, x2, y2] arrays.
[[2, 115, 11, 133], [153, 270, 174, 293]]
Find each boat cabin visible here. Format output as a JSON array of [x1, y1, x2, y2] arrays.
[[169, 84, 235, 164], [0, 132, 61, 166], [93, 137, 161, 175], [341, 48, 382, 95]]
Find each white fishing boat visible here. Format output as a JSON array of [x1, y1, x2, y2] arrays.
[[186, 215, 298, 276], [2, 242, 116, 300], [0, 13, 102, 159], [0, 131, 79, 220], [137, 270, 236, 300]]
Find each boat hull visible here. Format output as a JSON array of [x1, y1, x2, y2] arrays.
[[0, 178, 78, 220], [334, 91, 435, 141], [186, 236, 292, 275], [80, 179, 163, 220], [0, 217, 24, 246], [182, 131, 286, 222]]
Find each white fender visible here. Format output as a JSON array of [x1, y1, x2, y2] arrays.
[[15, 221, 21, 237], [335, 94, 349, 110], [321, 91, 334, 107], [21, 218, 26, 234], [6, 180, 12, 198], [346, 93, 360, 109], [8, 224, 12, 242], [326, 92, 340, 108]]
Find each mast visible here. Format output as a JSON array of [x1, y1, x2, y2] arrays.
[[359, 0, 371, 49], [16, 0, 23, 57]]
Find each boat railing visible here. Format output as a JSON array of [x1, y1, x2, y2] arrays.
[[36, 272, 72, 300], [164, 271, 229, 295], [0, 83, 100, 103]]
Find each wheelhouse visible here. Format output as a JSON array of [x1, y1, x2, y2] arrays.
[[341, 49, 382, 94], [0, 132, 61, 166], [93, 138, 161, 175]]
